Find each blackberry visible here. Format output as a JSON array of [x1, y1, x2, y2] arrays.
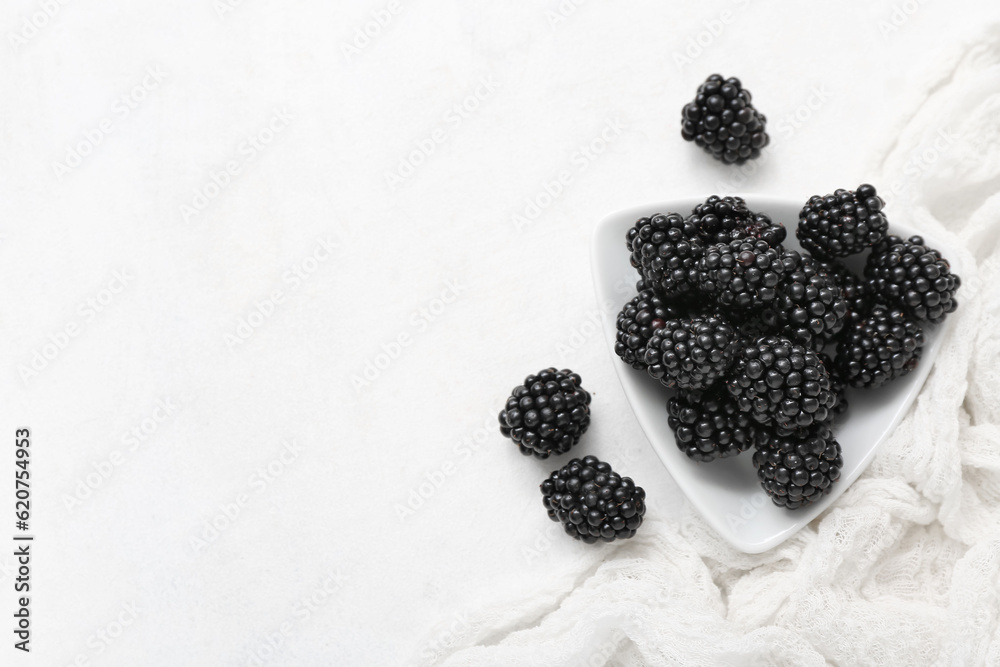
[[797, 184, 888, 259], [834, 304, 925, 388], [697, 238, 788, 312], [540, 456, 646, 543], [817, 352, 849, 416], [688, 195, 786, 247], [643, 313, 740, 390], [626, 213, 703, 297], [681, 74, 769, 164], [767, 251, 848, 350], [727, 335, 837, 429], [817, 260, 870, 328], [753, 423, 843, 509], [667, 385, 759, 462], [499, 368, 591, 459], [614, 290, 686, 370], [864, 235, 961, 323]]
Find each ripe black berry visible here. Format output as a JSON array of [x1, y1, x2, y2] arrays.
[[688, 195, 786, 246], [667, 385, 760, 462], [540, 456, 646, 543], [626, 213, 703, 298], [864, 235, 960, 323], [643, 313, 740, 390], [499, 368, 591, 459], [614, 290, 686, 370], [817, 260, 871, 328], [727, 335, 837, 429], [753, 423, 843, 509], [797, 184, 888, 259], [834, 304, 925, 388], [681, 74, 769, 164], [767, 251, 848, 350], [697, 238, 788, 312]]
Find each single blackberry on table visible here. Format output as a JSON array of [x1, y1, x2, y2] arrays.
[[753, 423, 843, 509], [681, 74, 769, 164], [626, 213, 703, 298], [614, 290, 686, 370], [766, 250, 848, 350], [834, 304, 925, 389], [797, 184, 888, 259], [817, 352, 849, 416], [643, 313, 740, 390], [697, 238, 788, 312], [727, 335, 838, 429], [499, 368, 591, 459], [864, 235, 961, 324], [688, 195, 786, 247], [817, 260, 871, 328], [667, 385, 760, 462], [540, 456, 646, 543]]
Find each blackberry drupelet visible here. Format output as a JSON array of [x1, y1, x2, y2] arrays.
[[768, 251, 848, 350], [817, 260, 870, 328], [681, 74, 769, 164], [688, 195, 786, 247], [667, 385, 759, 462], [614, 290, 686, 370], [499, 368, 591, 459], [540, 456, 646, 543], [626, 213, 703, 298], [864, 235, 961, 324], [727, 335, 837, 429], [797, 184, 888, 259], [643, 313, 740, 390], [753, 423, 843, 509], [697, 238, 788, 312], [834, 304, 925, 388]]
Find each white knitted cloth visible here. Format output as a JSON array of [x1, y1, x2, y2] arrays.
[[423, 28, 1000, 667]]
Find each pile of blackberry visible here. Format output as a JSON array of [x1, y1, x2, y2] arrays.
[[612, 188, 961, 510]]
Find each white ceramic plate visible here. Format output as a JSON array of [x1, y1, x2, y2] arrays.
[[591, 195, 963, 553]]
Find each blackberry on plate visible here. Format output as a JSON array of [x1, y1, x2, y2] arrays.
[[626, 213, 703, 298], [797, 184, 888, 259], [615, 290, 686, 370], [767, 250, 848, 350], [753, 423, 843, 509], [643, 313, 740, 390], [817, 352, 849, 416], [834, 304, 925, 389], [681, 74, 769, 164], [817, 260, 870, 328], [667, 385, 760, 462], [727, 335, 837, 429], [499, 368, 591, 459], [540, 456, 646, 543], [688, 195, 786, 247], [864, 235, 961, 324], [697, 238, 788, 312]]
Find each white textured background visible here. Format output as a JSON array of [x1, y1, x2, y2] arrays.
[[3, 1, 999, 665]]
